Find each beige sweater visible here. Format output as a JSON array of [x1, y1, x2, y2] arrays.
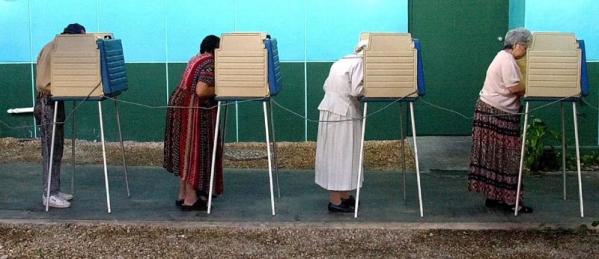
[[35, 41, 55, 95]]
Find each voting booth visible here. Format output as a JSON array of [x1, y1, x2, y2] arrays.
[[51, 33, 128, 99], [354, 32, 425, 218], [361, 32, 424, 98], [522, 32, 584, 98], [215, 32, 282, 98], [516, 32, 590, 217], [45, 33, 130, 213], [209, 32, 283, 215]]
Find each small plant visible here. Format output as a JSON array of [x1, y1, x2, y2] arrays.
[[524, 118, 559, 172], [564, 150, 599, 171]]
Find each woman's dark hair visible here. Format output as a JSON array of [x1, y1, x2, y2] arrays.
[[200, 35, 220, 54], [62, 23, 86, 34]]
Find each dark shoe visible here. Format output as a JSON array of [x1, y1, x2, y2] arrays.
[[342, 195, 356, 208], [485, 199, 499, 208], [512, 205, 533, 214], [175, 199, 183, 207], [180, 199, 207, 211], [197, 191, 217, 201], [499, 203, 533, 214], [328, 202, 353, 213]]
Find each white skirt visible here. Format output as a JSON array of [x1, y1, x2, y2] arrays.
[[315, 110, 363, 191]]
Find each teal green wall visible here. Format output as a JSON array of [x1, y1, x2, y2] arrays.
[[409, 0, 509, 135], [3, 62, 596, 144], [1, 0, 598, 145], [0, 62, 403, 142], [0, 64, 35, 138]]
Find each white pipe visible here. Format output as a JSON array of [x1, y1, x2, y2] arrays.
[[515, 102, 530, 216], [207, 101, 222, 214], [410, 102, 424, 218], [572, 102, 584, 218], [263, 101, 276, 216], [354, 103, 368, 218], [98, 102, 112, 214], [7, 107, 34, 114]]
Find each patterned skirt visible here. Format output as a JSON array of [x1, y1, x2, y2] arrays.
[[163, 87, 223, 194], [468, 99, 522, 205]]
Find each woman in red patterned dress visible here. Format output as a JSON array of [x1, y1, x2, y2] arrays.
[[164, 35, 223, 210]]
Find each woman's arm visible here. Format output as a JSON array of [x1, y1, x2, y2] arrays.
[[350, 60, 365, 97], [195, 81, 215, 97], [508, 82, 525, 96]]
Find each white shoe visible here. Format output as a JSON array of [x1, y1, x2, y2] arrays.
[[42, 195, 71, 208], [57, 192, 74, 201]]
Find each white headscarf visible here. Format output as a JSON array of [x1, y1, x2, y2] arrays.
[[354, 40, 369, 56]]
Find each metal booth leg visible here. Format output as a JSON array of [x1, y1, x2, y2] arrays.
[[207, 101, 222, 214], [98, 101, 112, 213], [409, 102, 424, 218], [218, 102, 228, 198], [45, 101, 59, 212], [268, 99, 281, 199], [515, 102, 530, 216], [561, 103, 567, 200], [572, 102, 584, 218], [263, 101, 276, 216], [114, 97, 131, 197], [401, 103, 408, 204], [354, 103, 368, 218], [221, 101, 229, 154], [71, 101, 77, 195]]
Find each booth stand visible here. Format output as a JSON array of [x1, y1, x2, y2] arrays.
[[517, 98, 583, 217], [515, 32, 589, 217], [208, 32, 283, 216], [353, 32, 426, 218]]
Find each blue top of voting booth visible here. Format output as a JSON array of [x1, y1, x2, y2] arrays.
[[414, 39, 426, 96], [578, 40, 589, 97], [265, 38, 282, 96], [97, 38, 128, 97]]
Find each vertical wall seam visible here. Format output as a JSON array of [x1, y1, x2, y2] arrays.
[[522, 0, 526, 27], [96, 0, 100, 31], [303, 0, 308, 141], [234, 0, 239, 142], [28, 0, 36, 138], [164, 0, 170, 105]]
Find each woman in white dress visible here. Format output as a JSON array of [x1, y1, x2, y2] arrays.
[[315, 41, 367, 212]]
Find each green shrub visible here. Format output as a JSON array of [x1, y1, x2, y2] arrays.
[[524, 118, 560, 172]]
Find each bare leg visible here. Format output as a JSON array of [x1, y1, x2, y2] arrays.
[[183, 182, 198, 206], [178, 178, 186, 201], [330, 191, 349, 205]]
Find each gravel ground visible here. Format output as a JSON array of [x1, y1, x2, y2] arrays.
[[1, 223, 598, 258], [0, 137, 415, 170]]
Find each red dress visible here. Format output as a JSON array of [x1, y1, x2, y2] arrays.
[[163, 53, 223, 194]]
